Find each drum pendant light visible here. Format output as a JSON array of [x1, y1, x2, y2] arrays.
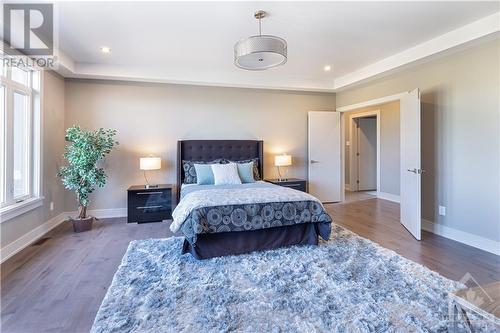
[[234, 10, 287, 70]]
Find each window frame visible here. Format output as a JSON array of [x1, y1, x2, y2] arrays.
[[0, 67, 43, 222]]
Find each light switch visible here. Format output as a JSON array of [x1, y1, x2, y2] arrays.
[[438, 205, 446, 216]]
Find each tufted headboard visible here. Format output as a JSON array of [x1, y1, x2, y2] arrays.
[[177, 140, 264, 199]]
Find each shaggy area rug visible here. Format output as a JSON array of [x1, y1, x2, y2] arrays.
[[91, 225, 486, 333]]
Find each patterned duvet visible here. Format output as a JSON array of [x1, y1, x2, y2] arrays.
[[171, 182, 332, 245]]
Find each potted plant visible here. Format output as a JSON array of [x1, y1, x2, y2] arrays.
[[58, 126, 118, 232]]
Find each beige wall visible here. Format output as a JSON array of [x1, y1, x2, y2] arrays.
[[344, 101, 400, 195], [64, 80, 336, 210], [1, 71, 66, 248], [336, 38, 500, 242]]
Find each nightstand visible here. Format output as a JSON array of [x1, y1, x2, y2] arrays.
[[265, 178, 307, 192], [127, 184, 173, 223]]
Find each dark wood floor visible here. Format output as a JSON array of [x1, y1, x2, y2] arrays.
[[1, 198, 499, 333], [331, 198, 499, 284]]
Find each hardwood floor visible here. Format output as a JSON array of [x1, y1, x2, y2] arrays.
[[1, 219, 171, 333], [329, 199, 500, 284], [1, 198, 499, 333]]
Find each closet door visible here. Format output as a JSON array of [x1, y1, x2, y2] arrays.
[[308, 111, 342, 202]]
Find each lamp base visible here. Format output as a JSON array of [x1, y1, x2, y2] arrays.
[[145, 184, 159, 189]]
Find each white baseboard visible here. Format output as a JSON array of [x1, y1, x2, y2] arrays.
[[376, 191, 400, 203], [422, 219, 500, 256], [0, 212, 67, 263], [85, 208, 127, 219], [63, 208, 127, 219], [0, 208, 128, 264], [373, 195, 499, 256]]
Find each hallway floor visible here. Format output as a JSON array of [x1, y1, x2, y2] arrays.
[[343, 190, 376, 203]]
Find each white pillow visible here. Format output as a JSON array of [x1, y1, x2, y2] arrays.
[[211, 163, 242, 185]]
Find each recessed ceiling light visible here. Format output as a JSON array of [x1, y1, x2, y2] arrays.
[[324, 65, 331, 72], [100, 47, 111, 54]]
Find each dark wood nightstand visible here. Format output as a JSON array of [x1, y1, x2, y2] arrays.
[[265, 178, 307, 192], [127, 184, 173, 223]]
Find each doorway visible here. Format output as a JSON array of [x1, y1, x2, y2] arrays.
[[351, 114, 378, 191], [356, 117, 377, 191], [338, 90, 422, 240], [344, 110, 380, 202]]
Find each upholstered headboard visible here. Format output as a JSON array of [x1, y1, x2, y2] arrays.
[[177, 140, 264, 199]]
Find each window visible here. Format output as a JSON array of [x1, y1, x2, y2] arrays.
[[13, 92, 30, 199], [0, 66, 42, 221], [11, 67, 29, 86]]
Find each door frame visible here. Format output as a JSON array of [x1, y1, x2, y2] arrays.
[[347, 110, 380, 193], [337, 91, 408, 203]]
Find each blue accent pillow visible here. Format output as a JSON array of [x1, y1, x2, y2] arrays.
[[194, 164, 215, 185], [182, 159, 223, 184], [229, 158, 261, 180], [236, 161, 255, 183]]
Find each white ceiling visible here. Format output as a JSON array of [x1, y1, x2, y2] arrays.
[[55, 1, 499, 91]]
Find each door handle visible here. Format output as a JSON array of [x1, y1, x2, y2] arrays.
[[310, 160, 320, 164], [407, 168, 426, 174]]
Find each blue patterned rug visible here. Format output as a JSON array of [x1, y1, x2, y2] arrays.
[[91, 225, 487, 332]]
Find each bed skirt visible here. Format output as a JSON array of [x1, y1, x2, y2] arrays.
[[182, 222, 331, 259]]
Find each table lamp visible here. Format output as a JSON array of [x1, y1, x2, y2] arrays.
[[140, 157, 161, 188], [274, 154, 292, 181]]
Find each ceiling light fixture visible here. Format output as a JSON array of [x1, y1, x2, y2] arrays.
[[324, 65, 331, 72], [234, 10, 287, 71], [100, 47, 111, 54]]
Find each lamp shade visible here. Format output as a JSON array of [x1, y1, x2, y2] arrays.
[[274, 154, 292, 167], [234, 11, 287, 71], [234, 35, 287, 70], [140, 157, 161, 170]]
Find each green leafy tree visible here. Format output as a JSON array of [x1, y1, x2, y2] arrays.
[[58, 126, 118, 219]]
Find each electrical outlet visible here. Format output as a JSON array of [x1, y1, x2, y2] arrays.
[[50, 201, 54, 211], [346, 141, 350, 146], [438, 205, 446, 216]]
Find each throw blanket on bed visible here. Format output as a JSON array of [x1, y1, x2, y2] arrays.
[[171, 182, 332, 244]]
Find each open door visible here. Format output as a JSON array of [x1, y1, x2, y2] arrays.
[[308, 111, 342, 202], [400, 89, 422, 240]]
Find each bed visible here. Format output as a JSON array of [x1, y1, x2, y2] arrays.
[[172, 139, 332, 259]]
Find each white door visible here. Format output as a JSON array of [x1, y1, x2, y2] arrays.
[[357, 117, 377, 191], [308, 111, 342, 202], [400, 89, 422, 240]]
